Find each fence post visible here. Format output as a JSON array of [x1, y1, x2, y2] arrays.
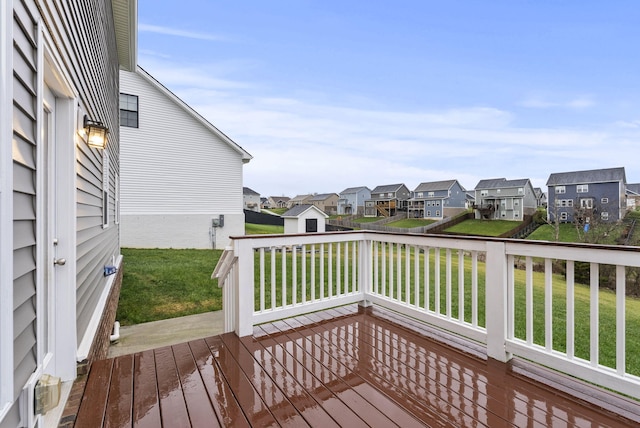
[[485, 241, 511, 362], [235, 238, 255, 337]]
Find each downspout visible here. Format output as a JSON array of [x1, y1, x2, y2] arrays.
[[110, 321, 120, 342]]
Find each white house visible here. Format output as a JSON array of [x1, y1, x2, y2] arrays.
[[282, 205, 329, 234], [119, 66, 252, 249], [1, 1, 135, 426]]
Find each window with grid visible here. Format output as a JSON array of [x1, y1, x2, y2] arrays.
[[577, 184, 589, 193], [120, 93, 139, 127]]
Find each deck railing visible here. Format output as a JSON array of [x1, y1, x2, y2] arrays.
[[213, 230, 640, 399]]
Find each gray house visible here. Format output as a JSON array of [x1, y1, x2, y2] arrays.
[[627, 183, 640, 212], [534, 187, 548, 208], [243, 187, 261, 212], [546, 167, 627, 224], [474, 178, 537, 221], [337, 186, 371, 215], [364, 184, 411, 217], [408, 180, 467, 220], [1, 1, 135, 426]]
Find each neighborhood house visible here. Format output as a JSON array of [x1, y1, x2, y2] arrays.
[[474, 178, 537, 221], [408, 180, 467, 220]]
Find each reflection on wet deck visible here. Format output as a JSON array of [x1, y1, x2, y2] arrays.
[[74, 305, 639, 427]]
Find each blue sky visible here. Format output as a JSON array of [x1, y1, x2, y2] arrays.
[[137, 0, 640, 197]]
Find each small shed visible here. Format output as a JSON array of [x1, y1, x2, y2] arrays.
[[282, 204, 329, 234]]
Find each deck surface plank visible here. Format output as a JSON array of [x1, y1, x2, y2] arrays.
[[171, 342, 221, 428], [131, 350, 161, 427], [188, 339, 251, 428], [75, 358, 112, 427], [203, 335, 280, 427], [75, 305, 640, 427], [104, 353, 133, 428], [154, 346, 191, 426]]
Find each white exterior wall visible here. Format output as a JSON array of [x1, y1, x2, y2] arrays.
[[119, 69, 249, 249]]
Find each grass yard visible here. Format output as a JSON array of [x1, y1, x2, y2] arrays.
[[352, 216, 382, 223], [117, 248, 223, 325], [526, 223, 581, 242], [245, 223, 284, 234], [444, 219, 518, 236], [264, 208, 288, 215], [386, 218, 436, 228]]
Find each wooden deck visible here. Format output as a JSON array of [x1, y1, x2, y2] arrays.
[[74, 305, 640, 427]]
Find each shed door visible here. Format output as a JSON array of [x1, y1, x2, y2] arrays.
[[305, 219, 318, 233]]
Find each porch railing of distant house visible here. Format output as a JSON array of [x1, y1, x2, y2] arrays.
[[212, 230, 640, 400]]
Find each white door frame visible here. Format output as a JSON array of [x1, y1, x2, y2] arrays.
[[39, 45, 78, 383]]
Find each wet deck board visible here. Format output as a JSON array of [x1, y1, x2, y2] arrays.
[[74, 305, 640, 427]]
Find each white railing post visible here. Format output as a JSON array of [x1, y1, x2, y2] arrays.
[[485, 241, 510, 362], [359, 238, 372, 307], [235, 238, 255, 337]]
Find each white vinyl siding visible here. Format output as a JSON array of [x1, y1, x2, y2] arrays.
[[120, 71, 244, 215], [11, 0, 39, 405]]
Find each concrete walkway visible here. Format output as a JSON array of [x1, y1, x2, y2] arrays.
[[108, 311, 224, 358]]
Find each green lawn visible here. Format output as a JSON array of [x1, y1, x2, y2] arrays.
[[245, 223, 284, 234], [386, 218, 436, 228], [526, 223, 581, 242], [264, 208, 288, 215], [444, 219, 519, 236], [116, 248, 223, 325], [352, 216, 382, 223]]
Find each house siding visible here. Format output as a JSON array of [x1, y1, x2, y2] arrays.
[[3, 0, 125, 425], [11, 0, 39, 410], [549, 181, 624, 223], [119, 69, 247, 249]]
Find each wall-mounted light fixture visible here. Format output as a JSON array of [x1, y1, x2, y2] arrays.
[[83, 115, 108, 149]]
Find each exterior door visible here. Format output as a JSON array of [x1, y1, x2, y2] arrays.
[[41, 85, 59, 377]]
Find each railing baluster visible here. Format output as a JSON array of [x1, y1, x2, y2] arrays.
[[544, 258, 552, 352], [352, 240, 357, 292], [405, 244, 410, 305], [292, 246, 297, 306], [446, 249, 452, 318], [259, 248, 265, 312], [471, 250, 477, 327], [590, 263, 599, 367], [302, 244, 307, 304], [414, 245, 419, 308], [397, 243, 402, 301], [328, 243, 333, 298], [616, 264, 626, 375], [434, 248, 440, 315], [320, 243, 325, 300], [373, 241, 379, 295], [311, 244, 316, 301], [526, 256, 533, 346], [282, 246, 287, 308], [424, 247, 430, 311], [337, 242, 341, 296], [458, 249, 464, 322], [566, 260, 575, 359], [381, 242, 386, 297], [344, 242, 349, 293], [271, 247, 276, 310], [389, 243, 394, 300]]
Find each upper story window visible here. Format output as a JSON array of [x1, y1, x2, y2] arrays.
[[428, 191, 435, 197], [577, 184, 589, 193], [601, 197, 609, 204], [120, 93, 139, 128], [555, 186, 566, 194], [416, 192, 423, 198], [480, 190, 488, 196], [518, 188, 524, 194]]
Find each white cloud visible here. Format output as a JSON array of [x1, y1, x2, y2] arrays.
[[139, 23, 226, 41], [519, 94, 595, 109], [137, 58, 640, 195]]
